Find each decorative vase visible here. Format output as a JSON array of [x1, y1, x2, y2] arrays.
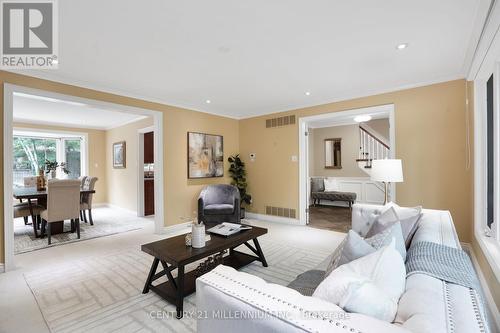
[[50, 170, 56, 179], [240, 207, 246, 219], [191, 222, 206, 248]]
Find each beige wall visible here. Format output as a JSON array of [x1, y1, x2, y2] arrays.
[[365, 118, 390, 141], [105, 117, 153, 211], [310, 125, 367, 177], [0, 70, 239, 263], [12, 122, 107, 204], [240, 79, 473, 243]]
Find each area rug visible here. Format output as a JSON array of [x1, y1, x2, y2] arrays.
[[15, 207, 153, 254], [24, 240, 331, 333]]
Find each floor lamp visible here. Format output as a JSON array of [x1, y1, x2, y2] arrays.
[[370, 159, 404, 205]]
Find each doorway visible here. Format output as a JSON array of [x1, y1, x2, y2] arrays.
[[3, 84, 165, 271], [298, 104, 396, 228]]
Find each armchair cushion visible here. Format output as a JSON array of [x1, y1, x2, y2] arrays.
[[204, 204, 234, 215], [198, 184, 241, 224]]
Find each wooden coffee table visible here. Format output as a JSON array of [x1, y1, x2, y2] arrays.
[[141, 224, 268, 318]]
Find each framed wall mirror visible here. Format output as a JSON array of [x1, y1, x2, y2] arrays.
[[324, 138, 342, 169]]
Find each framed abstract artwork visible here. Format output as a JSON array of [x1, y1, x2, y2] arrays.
[[188, 132, 223, 178], [113, 141, 126, 168]]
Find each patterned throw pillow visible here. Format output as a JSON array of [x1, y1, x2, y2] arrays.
[[325, 219, 406, 277], [366, 204, 423, 249]]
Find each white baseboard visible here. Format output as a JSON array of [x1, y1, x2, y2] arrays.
[[245, 212, 301, 225], [96, 203, 138, 216], [462, 242, 500, 332], [163, 221, 192, 235]]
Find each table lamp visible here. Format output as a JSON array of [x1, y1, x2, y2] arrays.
[[370, 159, 404, 205]]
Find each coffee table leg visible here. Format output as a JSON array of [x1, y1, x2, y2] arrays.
[[143, 258, 159, 294], [176, 265, 185, 319], [253, 238, 268, 267]]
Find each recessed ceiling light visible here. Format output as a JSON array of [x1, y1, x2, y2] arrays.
[[354, 115, 372, 123], [205, 99, 211, 104], [396, 43, 408, 50], [305, 91, 311, 96]]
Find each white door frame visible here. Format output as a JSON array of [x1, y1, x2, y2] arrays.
[[137, 126, 155, 217], [298, 104, 396, 225], [3, 83, 165, 271]]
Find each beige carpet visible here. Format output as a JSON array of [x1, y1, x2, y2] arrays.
[[24, 239, 331, 333], [15, 207, 153, 254]]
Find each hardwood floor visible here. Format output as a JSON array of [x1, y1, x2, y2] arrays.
[[308, 205, 351, 233]]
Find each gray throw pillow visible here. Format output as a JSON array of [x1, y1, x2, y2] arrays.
[[325, 224, 406, 277], [365, 206, 399, 237], [366, 205, 422, 249], [365, 221, 406, 260]]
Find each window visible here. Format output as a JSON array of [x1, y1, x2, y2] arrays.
[[13, 136, 57, 186], [64, 139, 81, 179], [12, 130, 86, 186], [487, 74, 494, 229]]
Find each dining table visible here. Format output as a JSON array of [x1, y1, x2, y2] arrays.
[[13, 186, 96, 236]]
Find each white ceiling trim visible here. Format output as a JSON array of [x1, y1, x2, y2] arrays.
[[13, 115, 148, 131], [240, 74, 465, 119], [6, 69, 235, 119], [10, 71, 465, 121]]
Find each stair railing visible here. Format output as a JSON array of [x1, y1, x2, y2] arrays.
[[357, 126, 390, 165]]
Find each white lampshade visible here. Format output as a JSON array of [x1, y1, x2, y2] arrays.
[[370, 159, 404, 183]]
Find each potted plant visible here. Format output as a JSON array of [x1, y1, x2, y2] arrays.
[[44, 160, 69, 179], [228, 154, 252, 219]]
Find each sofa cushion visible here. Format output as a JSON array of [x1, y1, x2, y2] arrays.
[[204, 204, 234, 215], [313, 240, 406, 322], [312, 191, 357, 201]]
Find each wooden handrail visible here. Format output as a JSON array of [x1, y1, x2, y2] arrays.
[[359, 126, 389, 149]]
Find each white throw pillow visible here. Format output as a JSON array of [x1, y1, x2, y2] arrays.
[[313, 239, 406, 322], [323, 178, 339, 191]]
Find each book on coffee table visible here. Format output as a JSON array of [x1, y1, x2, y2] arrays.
[[207, 222, 252, 236]]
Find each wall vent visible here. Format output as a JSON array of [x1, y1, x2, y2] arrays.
[[265, 206, 296, 218], [266, 115, 296, 128]]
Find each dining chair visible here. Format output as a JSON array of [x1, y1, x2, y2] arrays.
[[14, 201, 43, 237], [19, 176, 40, 225], [40, 179, 81, 245], [79, 176, 88, 189], [80, 177, 98, 225]]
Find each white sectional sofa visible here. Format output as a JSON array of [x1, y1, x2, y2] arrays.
[[196, 204, 489, 333]]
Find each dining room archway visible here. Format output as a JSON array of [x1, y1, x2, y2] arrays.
[[3, 84, 165, 271]]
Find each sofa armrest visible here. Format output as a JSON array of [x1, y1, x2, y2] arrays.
[[196, 265, 411, 333]]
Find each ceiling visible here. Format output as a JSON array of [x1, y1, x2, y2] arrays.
[[307, 113, 389, 129], [14, 0, 485, 119], [13, 93, 147, 130]]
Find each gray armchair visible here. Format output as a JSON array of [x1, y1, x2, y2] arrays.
[[198, 184, 241, 225]]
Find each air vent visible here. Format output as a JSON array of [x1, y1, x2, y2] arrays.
[[265, 206, 296, 218], [266, 115, 296, 128]]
